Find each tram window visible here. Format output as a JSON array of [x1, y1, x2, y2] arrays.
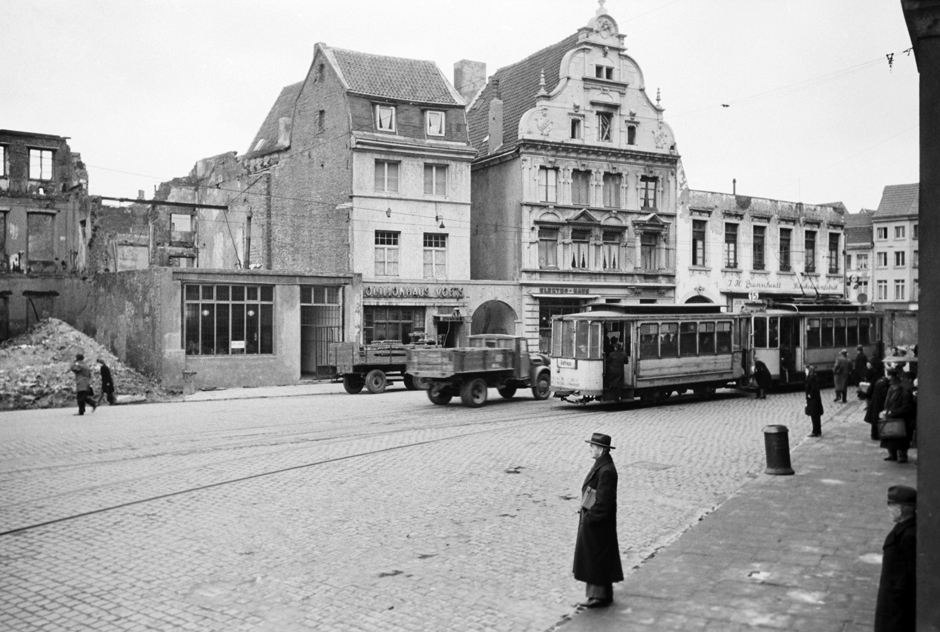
[[640, 323, 659, 358], [769, 317, 779, 348], [552, 321, 562, 356], [859, 318, 870, 344], [660, 323, 679, 357], [699, 322, 716, 355], [835, 318, 847, 347], [562, 320, 575, 357], [576, 321, 590, 359], [717, 322, 732, 353], [822, 318, 834, 347], [754, 317, 767, 348], [680, 322, 697, 356], [589, 322, 603, 359], [847, 318, 858, 346], [807, 319, 821, 348]]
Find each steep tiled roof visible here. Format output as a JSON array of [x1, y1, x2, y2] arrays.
[[244, 81, 303, 158], [330, 47, 460, 105], [467, 33, 581, 158], [874, 183, 919, 219], [845, 210, 873, 246]]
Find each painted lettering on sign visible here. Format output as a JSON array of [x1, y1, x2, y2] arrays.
[[538, 287, 591, 295], [364, 285, 465, 299]]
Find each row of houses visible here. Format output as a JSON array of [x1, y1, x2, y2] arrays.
[[1, 3, 916, 389]]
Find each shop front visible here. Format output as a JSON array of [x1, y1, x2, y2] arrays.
[[361, 282, 469, 347]]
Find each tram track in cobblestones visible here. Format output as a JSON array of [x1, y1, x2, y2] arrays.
[[0, 401, 591, 537]]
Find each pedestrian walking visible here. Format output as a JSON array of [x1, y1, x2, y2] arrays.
[[752, 359, 771, 399], [804, 366, 824, 437], [832, 349, 852, 402], [69, 353, 97, 415], [874, 485, 916, 632], [96, 358, 116, 406], [880, 368, 915, 463], [573, 433, 623, 608], [853, 345, 868, 387], [865, 369, 890, 441]]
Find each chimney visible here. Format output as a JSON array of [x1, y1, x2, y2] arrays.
[[453, 59, 486, 104], [488, 78, 503, 154], [137, 190, 145, 200]]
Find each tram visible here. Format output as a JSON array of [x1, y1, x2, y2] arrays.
[[742, 300, 883, 384], [549, 299, 884, 404]]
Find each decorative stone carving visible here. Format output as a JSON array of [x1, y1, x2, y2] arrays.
[[534, 107, 553, 136], [653, 122, 671, 150]]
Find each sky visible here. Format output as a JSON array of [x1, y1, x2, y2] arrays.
[[2, 0, 919, 214]]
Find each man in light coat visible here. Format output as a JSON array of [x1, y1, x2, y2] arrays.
[[832, 349, 852, 403], [69, 353, 97, 415], [573, 433, 624, 608]]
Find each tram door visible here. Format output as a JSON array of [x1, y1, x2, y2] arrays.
[[753, 316, 781, 378], [778, 317, 800, 383]]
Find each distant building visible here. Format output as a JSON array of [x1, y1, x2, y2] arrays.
[[675, 189, 846, 311], [844, 209, 874, 305], [465, 3, 681, 352], [871, 183, 919, 310], [0, 129, 95, 341]]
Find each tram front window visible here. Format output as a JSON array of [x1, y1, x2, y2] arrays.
[[562, 320, 576, 357]]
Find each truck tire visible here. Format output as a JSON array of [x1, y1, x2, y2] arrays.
[[412, 376, 431, 390], [497, 386, 517, 399], [532, 373, 551, 400], [365, 369, 388, 394], [460, 378, 488, 407], [427, 384, 453, 405], [403, 374, 418, 390], [343, 375, 365, 394]]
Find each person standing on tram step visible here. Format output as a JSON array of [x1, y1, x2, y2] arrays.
[[833, 349, 852, 402], [573, 433, 624, 609], [874, 485, 916, 632], [605, 342, 628, 390], [805, 366, 824, 437]]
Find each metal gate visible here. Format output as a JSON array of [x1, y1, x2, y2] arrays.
[[300, 287, 342, 378]]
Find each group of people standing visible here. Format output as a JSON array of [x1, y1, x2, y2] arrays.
[[860, 347, 917, 464]]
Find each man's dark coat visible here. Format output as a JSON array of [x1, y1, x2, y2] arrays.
[[605, 350, 628, 390], [804, 375, 824, 417], [865, 377, 890, 425], [874, 516, 916, 632], [754, 360, 772, 391], [573, 452, 624, 585], [99, 364, 114, 394], [880, 379, 915, 449]]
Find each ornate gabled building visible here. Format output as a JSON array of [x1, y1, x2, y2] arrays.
[[465, 2, 681, 352]]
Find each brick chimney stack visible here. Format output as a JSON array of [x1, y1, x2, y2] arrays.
[[488, 78, 503, 155]]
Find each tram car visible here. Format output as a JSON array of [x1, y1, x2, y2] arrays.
[[550, 300, 884, 404], [741, 300, 883, 384], [550, 303, 749, 404]]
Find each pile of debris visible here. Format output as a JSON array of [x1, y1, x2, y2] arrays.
[[0, 318, 173, 411]]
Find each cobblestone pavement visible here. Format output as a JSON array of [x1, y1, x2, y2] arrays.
[[0, 387, 822, 631]]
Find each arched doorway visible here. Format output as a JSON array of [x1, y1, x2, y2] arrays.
[[471, 300, 517, 335]]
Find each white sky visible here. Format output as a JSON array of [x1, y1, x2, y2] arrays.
[[2, 0, 918, 213]]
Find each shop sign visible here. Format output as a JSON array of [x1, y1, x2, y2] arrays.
[[364, 285, 465, 299], [538, 287, 591, 295]]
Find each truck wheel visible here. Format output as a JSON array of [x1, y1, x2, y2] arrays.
[[532, 373, 551, 400], [497, 386, 517, 399], [427, 384, 452, 405], [343, 375, 364, 394], [412, 376, 431, 390], [365, 369, 388, 394], [403, 374, 418, 390], [460, 378, 488, 407]]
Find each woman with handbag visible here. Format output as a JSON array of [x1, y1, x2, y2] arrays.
[[804, 366, 824, 437], [865, 369, 890, 441], [880, 368, 915, 463]]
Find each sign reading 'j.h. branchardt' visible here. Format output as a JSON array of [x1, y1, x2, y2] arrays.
[[721, 277, 842, 292], [364, 285, 465, 299]]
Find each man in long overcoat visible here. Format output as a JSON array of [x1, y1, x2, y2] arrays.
[[874, 485, 916, 632], [96, 358, 116, 406], [605, 343, 629, 391], [854, 345, 868, 387], [832, 349, 852, 402], [573, 433, 623, 608], [865, 370, 890, 441], [880, 369, 915, 463]]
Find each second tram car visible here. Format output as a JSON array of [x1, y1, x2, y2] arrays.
[[550, 300, 884, 404]]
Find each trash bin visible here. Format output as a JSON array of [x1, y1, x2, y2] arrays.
[[763, 425, 794, 475], [182, 370, 197, 396]]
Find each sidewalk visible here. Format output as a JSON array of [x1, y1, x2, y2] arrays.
[[182, 379, 346, 402], [560, 396, 917, 632]]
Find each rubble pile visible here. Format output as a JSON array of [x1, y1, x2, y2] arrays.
[[0, 318, 172, 411]]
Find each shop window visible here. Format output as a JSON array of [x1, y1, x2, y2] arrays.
[[571, 170, 590, 206], [375, 231, 400, 276], [639, 323, 659, 358], [183, 284, 274, 355], [659, 322, 678, 357], [423, 233, 447, 279], [364, 306, 425, 344], [698, 322, 716, 355], [29, 148, 54, 180], [538, 227, 559, 268], [716, 322, 732, 354], [679, 322, 697, 356]]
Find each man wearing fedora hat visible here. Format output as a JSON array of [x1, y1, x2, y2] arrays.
[[833, 349, 852, 403], [573, 432, 624, 608], [875, 485, 916, 632]]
